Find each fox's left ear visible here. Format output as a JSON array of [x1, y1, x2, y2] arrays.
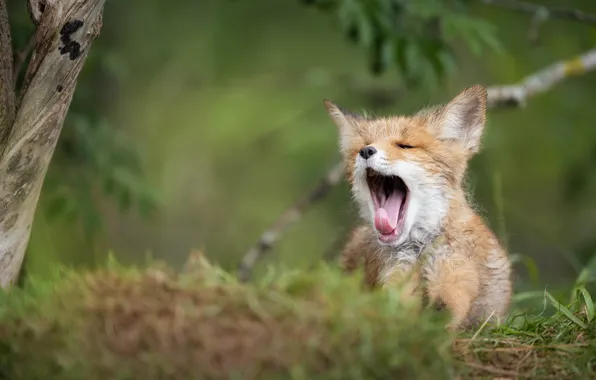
[[434, 84, 487, 154]]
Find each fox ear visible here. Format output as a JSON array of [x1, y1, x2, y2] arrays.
[[434, 85, 487, 153], [323, 99, 363, 153]]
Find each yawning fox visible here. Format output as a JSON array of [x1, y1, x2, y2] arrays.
[[324, 85, 512, 329]]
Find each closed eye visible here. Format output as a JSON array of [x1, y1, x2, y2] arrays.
[[397, 143, 414, 149]]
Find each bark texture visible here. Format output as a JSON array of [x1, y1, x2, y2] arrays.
[[0, 0, 105, 287], [0, 0, 14, 149]]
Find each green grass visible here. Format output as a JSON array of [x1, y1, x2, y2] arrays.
[[456, 289, 596, 378], [0, 253, 594, 379], [454, 253, 596, 379]]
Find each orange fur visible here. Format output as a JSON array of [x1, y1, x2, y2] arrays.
[[324, 85, 512, 330]]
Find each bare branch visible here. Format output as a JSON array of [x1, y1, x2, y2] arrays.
[[0, 0, 15, 152], [237, 162, 344, 282], [237, 46, 596, 281], [482, 0, 596, 26], [0, 0, 106, 287], [487, 48, 596, 108]]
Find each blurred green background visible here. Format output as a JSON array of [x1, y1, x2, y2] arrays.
[[8, 0, 596, 298]]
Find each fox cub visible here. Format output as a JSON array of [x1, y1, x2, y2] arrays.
[[324, 85, 512, 329]]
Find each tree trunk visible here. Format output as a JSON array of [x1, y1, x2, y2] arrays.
[[0, 0, 106, 287]]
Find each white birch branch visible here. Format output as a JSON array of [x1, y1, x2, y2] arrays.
[[487, 48, 596, 108], [237, 46, 596, 281]]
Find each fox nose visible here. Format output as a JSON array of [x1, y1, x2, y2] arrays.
[[359, 146, 377, 160]]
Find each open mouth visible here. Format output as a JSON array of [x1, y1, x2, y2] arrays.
[[366, 168, 409, 241]]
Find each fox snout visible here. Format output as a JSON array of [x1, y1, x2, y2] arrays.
[[359, 146, 377, 160]]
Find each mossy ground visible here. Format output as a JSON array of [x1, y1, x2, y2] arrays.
[[0, 253, 594, 379]]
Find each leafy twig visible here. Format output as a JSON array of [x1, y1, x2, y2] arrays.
[[482, 0, 596, 26]]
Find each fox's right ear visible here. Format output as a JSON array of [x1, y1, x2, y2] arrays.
[[433, 85, 487, 154], [323, 99, 361, 153]]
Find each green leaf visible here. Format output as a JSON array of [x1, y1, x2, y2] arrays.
[[546, 292, 587, 329]]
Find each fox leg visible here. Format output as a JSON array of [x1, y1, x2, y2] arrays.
[[425, 256, 480, 330]]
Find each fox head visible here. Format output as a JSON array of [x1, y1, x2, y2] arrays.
[[324, 85, 487, 248]]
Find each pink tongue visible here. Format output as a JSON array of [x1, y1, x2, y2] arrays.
[[374, 191, 404, 234]]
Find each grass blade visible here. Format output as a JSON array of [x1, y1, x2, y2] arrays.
[[546, 292, 587, 329], [577, 288, 594, 323]]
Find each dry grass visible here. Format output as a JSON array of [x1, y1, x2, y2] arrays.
[[0, 252, 593, 379], [455, 337, 592, 379], [0, 253, 454, 380]]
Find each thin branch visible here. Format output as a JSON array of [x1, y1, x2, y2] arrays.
[[482, 0, 596, 26], [487, 48, 596, 108], [237, 162, 344, 282], [237, 46, 596, 281]]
